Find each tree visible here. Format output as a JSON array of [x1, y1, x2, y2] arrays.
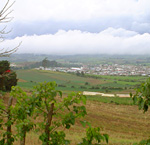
[[0, 81, 109, 145], [78, 127, 109, 145], [10, 87, 35, 145], [81, 71, 85, 77], [131, 77, 150, 145], [131, 77, 150, 113], [0, 60, 17, 91], [0, 60, 9, 90], [0, 0, 20, 57], [76, 71, 80, 76], [0, 96, 15, 145], [32, 81, 87, 144], [42, 57, 49, 69]]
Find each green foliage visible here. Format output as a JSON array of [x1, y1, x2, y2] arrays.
[[0, 60, 17, 91], [0, 96, 15, 145], [9, 87, 34, 144], [42, 58, 49, 69], [138, 139, 150, 145], [78, 127, 109, 145], [131, 77, 150, 145], [32, 82, 88, 144], [0, 99, 6, 141], [0, 81, 109, 145], [76, 71, 85, 77], [0, 61, 10, 75], [5, 72, 17, 91], [42, 58, 60, 69], [85, 82, 89, 85], [133, 138, 150, 145], [131, 77, 150, 112], [39, 131, 70, 145]]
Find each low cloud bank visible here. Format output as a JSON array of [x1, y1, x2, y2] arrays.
[[2, 28, 150, 55]]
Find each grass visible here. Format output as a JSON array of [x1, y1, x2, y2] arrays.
[[87, 95, 134, 105]]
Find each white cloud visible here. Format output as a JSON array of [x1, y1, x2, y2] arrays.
[[2, 28, 150, 55], [100, 28, 138, 37]]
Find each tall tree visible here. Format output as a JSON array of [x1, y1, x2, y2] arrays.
[[42, 57, 49, 69]]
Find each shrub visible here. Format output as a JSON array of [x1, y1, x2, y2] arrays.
[[0, 61, 17, 91], [85, 82, 89, 85], [58, 84, 66, 87], [80, 86, 87, 89], [5, 72, 17, 91]]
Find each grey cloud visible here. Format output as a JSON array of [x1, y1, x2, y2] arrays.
[[5, 8, 150, 38], [7, 14, 150, 39], [131, 22, 150, 34], [3, 0, 149, 38]]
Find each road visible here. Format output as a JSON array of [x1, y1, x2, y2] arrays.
[[83, 91, 130, 97]]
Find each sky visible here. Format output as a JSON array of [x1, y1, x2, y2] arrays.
[[1, 0, 150, 55]]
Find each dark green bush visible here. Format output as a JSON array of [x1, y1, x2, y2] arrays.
[[5, 72, 17, 91], [0, 60, 10, 74], [0, 61, 17, 91]]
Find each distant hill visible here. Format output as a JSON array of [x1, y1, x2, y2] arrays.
[[1, 53, 150, 66]]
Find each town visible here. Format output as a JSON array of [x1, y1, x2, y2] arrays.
[[36, 63, 150, 76]]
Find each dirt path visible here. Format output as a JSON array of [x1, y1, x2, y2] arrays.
[[83, 91, 130, 97]]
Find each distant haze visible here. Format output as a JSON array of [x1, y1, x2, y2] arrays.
[[1, 0, 150, 55]]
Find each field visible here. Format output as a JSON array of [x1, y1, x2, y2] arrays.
[[1, 93, 150, 145], [3, 69, 150, 144], [11, 100, 150, 145], [16, 69, 148, 94]]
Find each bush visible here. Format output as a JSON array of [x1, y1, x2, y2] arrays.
[[5, 72, 17, 91], [0, 60, 10, 74], [85, 82, 89, 85], [90, 86, 100, 89], [58, 84, 66, 87], [80, 86, 87, 89], [0, 61, 17, 91]]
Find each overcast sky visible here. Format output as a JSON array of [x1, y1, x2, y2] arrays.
[[1, 0, 150, 55]]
